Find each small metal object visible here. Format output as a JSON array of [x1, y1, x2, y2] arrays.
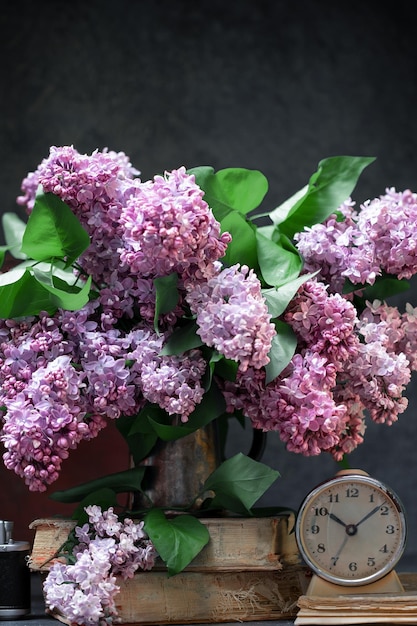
[[0, 521, 31, 619]]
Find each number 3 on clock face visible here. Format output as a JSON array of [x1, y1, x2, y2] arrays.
[[295, 471, 407, 586]]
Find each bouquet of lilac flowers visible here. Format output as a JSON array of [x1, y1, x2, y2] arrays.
[[43, 505, 157, 624], [1, 147, 417, 623]]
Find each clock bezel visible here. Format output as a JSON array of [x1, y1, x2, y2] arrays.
[[295, 472, 407, 586]]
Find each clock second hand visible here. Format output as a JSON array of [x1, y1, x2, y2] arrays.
[[330, 533, 350, 568]]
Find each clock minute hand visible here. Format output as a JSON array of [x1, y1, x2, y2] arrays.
[[356, 504, 381, 527]]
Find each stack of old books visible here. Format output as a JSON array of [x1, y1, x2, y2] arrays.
[[30, 514, 310, 624], [295, 573, 417, 625]]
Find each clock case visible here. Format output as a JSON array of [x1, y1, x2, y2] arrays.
[[294, 469, 407, 591]]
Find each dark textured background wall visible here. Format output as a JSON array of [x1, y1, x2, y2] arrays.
[[1, 0, 417, 564]]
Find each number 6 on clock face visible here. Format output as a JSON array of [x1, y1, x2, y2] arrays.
[[295, 471, 407, 586]]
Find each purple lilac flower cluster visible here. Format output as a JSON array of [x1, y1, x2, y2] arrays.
[[294, 188, 417, 291], [43, 505, 156, 625], [0, 146, 275, 490], [221, 278, 415, 460], [2, 144, 417, 487], [186, 264, 276, 372]]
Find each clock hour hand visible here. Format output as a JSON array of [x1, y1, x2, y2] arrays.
[[328, 512, 347, 528], [356, 504, 381, 527]]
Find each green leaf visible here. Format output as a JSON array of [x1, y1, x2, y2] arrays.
[[256, 231, 302, 287], [2, 212, 27, 259], [21, 192, 90, 266], [262, 271, 319, 318], [32, 268, 92, 311], [154, 274, 179, 332], [265, 321, 297, 384], [160, 320, 203, 356], [352, 276, 411, 301], [0, 261, 93, 318], [219, 210, 258, 270], [144, 509, 210, 575], [49, 467, 146, 503], [271, 156, 375, 239], [0, 246, 12, 269], [184, 381, 226, 430], [116, 411, 159, 464], [189, 166, 268, 218], [266, 185, 308, 226], [213, 356, 238, 383], [203, 453, 279, 515], [0, 269, 58, 317], [71, 488, 119, 523]]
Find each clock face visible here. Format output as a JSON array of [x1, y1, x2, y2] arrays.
[[295, 472, 407, 586]]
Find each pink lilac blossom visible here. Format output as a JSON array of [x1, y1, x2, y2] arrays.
[[0, 146, 233, 489], [357, 188, 417, 280], [295, 189, 417, 292], [293, 199, 380, 292], [220, 279, 412, 459], [344, 341, 410, 425], [5, 145, 417, 476], [43, 506, 156, 626], [221, 352, 351, 459], [186, 264, 276, 372], [398, 303, 417, 370], [0, 311, 207, 490], [17, 148, 230, 331], [119, 166, 231, 282], [283, 279, 360, 368]]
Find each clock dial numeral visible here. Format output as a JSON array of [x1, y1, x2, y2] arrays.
[[314, 506, 328, 516]]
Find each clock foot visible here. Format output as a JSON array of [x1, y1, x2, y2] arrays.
[[305, 569, 404, 597]]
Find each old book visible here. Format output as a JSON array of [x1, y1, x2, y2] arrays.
[[45, 568, 310, 624], [295, 573, 417, 625], [29, 514, 301, 572], [30, 515, 308, 623]]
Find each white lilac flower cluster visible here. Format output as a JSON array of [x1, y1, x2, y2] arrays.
[[43, 505, 157, 625]]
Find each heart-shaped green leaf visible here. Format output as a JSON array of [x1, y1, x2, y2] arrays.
[[144, 509, 210, 575], [203, 453, 279, 515], [21, 192, 90, 266], [189, 166, 268, 217], [256, 231, 302, 287]]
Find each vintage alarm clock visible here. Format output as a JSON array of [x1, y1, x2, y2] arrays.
[[295, 469, 407, 594]]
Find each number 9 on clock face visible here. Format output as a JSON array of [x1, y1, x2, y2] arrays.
[[295, 471, 407, 586]]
